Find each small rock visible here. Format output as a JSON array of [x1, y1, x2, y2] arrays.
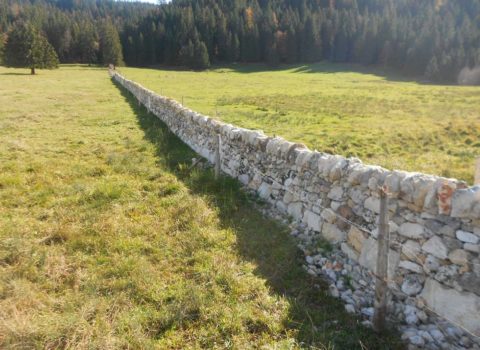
[[417, 310, 428, 322], [448, 249, 470, 266], [456, 230, 479, 244], [446, 326, 462, 339], [322, 223, 346, 243], [463, 243, 480, 253], [399, 260, 424, 274], [422, 236, 448, 260], [361, 307, 374, 317], [327, 186, 344, 201], [401, 275, 424, 296], [429, 328, 445, 343], [418, 330, 434, 343], [345, 304, 355, 313], [405, 313, 418, 325], [434, 265, 459, 284], [361, 320, 372, 328], [409, 335, 425, 347], [460, 336, 472, 347], [364, 197, 380, 213], [451, 187, 480, 218], [424, 255, 440, 273], [399, 222, 425, 239], [321, 208, 337, 223], [341, 242, 359, 261], [303, 210, 322, 232], [347, 226, 366, 252], [402, 240, 422, 260], [329, 285, 340, 298]]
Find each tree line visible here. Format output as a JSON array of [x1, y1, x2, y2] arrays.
[[1, 0, 479, 83]]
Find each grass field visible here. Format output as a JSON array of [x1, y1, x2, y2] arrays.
[[0, 65, 403, 349], [120, 63, 480, 183]]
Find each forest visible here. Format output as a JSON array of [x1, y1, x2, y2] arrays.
[[1, 0, 480, 83]]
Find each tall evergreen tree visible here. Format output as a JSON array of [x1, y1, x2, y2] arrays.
[[4, 22, 59, 74], [193, 39, 210, 69], [0, 33, 4, 64], [99, 20, 124, 66]]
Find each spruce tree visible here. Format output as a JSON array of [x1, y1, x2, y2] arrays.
[[4, 22, 59, 75], [0, 33, 4, 64], [99, 20, 124, 67], [179, 40, 195, 66], [193, 40, 210, 69], [425, 56, 440, 81]]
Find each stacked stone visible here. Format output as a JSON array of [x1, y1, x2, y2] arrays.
[[111, 71, 480, 349]]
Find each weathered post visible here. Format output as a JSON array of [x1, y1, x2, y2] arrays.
[[373, 187, 389, 333], [475, 157, 480, 185], [215, 134, 221, 180]]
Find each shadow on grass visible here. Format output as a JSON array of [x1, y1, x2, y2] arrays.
[[113, 79, 405, 350], [0, 72, 33, 76], [131, 61, 429, 84]]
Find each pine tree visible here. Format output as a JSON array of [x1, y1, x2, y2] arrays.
[[4, 22, 59, 75], [0, 33, 4, 64], [425, 56, 440, 81], [99, 20, 124, 67], [179, 40, 195, 66], [193, 40, 210, 69]]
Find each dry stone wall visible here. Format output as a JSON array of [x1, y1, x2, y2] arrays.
[[112, 71, 480, 349]]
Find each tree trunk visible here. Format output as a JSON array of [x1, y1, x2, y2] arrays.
[[31, 67, 35, 75]]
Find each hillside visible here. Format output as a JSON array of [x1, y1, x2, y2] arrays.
[[119, 63, 480, 183], [0, 65, 402, 349]]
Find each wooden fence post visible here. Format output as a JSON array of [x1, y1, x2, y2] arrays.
[[215, 134, 221, 180], [373, 187, 389, 333], [475, 157, 480, 185]]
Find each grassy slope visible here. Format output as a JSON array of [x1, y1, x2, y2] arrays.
[[120, 63, 480, 183], [0, 65, 403, 349]]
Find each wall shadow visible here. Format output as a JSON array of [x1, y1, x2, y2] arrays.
[[129, 61, 430, 85], [0, 72, 32, 76], [113, 79, 404, 350]]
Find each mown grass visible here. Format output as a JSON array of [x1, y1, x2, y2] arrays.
[[120, 63, 480, 183], [0, 65, 403, 349]]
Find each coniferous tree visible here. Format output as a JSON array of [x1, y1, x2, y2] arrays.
[[0, 33, 4, 64], [425, 56, 440, 82], [72, 21, 98, 63], [99, 20, 124, 66], [179, 39, 195, 66], [4, 22, 59, 74], [193, 39, 210, 69]]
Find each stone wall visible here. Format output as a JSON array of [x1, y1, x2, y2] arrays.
[[111, 71, 480, 349]]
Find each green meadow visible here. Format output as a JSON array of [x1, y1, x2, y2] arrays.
[[0, 65, 402, 349], [120, 63, 480, 183]]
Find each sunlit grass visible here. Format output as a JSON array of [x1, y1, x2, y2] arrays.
[[120, 63, 480, 183], [0, 65, 402, 349]]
